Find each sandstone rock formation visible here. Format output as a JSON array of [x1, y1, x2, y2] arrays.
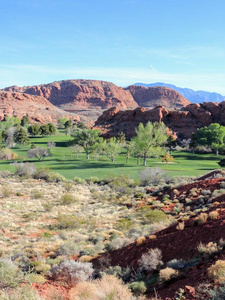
[[126, 85, 190, 108], [4, 80, 137, 111], [94, 102, 225, 139], [0, 91, 79, 124]]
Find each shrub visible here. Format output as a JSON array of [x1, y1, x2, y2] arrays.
[[161, 153, 174, 164], [209, 211, 219, 220], [48, 260, 94, 286], [138, 207, 168, 224], [0, 286, 43, 300], [138, 248, 163, 272], [73, 176, 86, 184], [194, 213, 208, 225], [57, 242, 80, 256], [33, 167, 51, 180], [0, 147, 18, 160], [136, 236, 146, 245], [100, 266, 131, 282], [129, 281, 147, 295], [0, 259, 24, 288], [48, 172, 66, 182], [31, 189, 43, 199], [176, 222, 185, 231], [159, 267, 179, 282], [197, 242, 222, 257], [14, 162, 36, 177], [70, 275, 133, 300], [208, 260, 225, 284], [60, 193, 78, 205], [138, 167, 170, 186]]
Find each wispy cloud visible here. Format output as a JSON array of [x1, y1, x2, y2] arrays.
[[1, 64, 225, 95]]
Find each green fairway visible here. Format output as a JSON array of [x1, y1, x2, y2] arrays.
[[0, 131, 222, 180]]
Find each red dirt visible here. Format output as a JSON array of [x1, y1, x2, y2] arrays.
[[33, 281, 70, 300]]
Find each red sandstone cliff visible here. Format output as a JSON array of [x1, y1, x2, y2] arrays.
[[0, 91, 79, 124], [94, 102, 225, 139], [126, 85, 190, 108]]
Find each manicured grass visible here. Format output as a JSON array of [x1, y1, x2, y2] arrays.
[[0, 131, 222, 179]]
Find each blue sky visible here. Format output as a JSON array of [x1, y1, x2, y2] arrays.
[[1, 0, 225, 94]]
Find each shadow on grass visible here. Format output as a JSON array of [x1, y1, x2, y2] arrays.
[[173, 153, 220, 161]]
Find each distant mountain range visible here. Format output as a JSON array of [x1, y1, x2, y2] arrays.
[[133, 82, 225, 103]]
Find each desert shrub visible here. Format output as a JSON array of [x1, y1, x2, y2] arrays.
[[0, 147, 18, 160], [60, 193, 79, 205], [48, 260, 94, 286], [176, 222, 185, 231], [86, 176, 101, 184], [138, 248, 163, 272], [33, 167, 51, 180], [159, 267, 179, 282], [2, 186, 11, 197], [105, 237, 133, 251], [208, 260, 225, 284], [194, 212, 208, 225], [197, 242, 222, 257], [0, 286, 43, 300], [209, 210, 219, 220], [48, 172, 66, 183], [100, 266, 131, 282], [30, 260, 51, 274], [136, 236, 146, 245], [56, 214, 86, 229], [57, 241, 80, 256], [129, 281, 147, 295], [31, 189, 43, 199], [0, 259, 25, 288], [14, 162, 36, 177], [63, 182, 74, 192], [69, 275, 134, 299], [138, 167, 170, 186], [73, 176, 86, 184], [166, 259, 186, 270], [138, 207, 168, 224]]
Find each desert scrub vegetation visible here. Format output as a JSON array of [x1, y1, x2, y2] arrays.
[[208, 260, 225, 284]]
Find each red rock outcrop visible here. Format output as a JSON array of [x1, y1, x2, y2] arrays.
[[126, 85, 190, 108], [4, 80, 137, 111], [94, 101, 225, 139], [0, 91, 79, 124]]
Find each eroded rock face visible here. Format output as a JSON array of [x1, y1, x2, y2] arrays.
[[126, 85, 190, 108], [94, 102, 225, 139], [4, 80, 138, 111], [0, 91, 79, 123]]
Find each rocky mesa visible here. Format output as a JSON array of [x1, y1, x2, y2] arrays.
[[126, 85, 190, 108], [94, 101, 225, 139]]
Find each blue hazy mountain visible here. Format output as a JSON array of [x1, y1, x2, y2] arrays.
[[133, 82, 225, 103]]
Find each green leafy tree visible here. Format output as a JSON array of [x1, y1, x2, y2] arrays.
[[166, 135, 177, 153], [134, 122, 168, 165], [102, 137, 122, 162], [47, 123, 57, 135], [40, 124, 50, 136], [195, 123, 225, 155], [13, 127, 30, 145], [64, 120, 72, 129], [58, 117, 69, 129], [71, 128, 101, 159], [28, 124, 41, 137], [21, 115, 30, 127]]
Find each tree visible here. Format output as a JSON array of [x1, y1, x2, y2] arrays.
[[58, 117, 69, 129], [134, 122, 168, 165], [21, 115, 30, 127], [102, 137, 122, 162], [71, 128, 101, 159], [195, 123, 225, 155], [166, 135, 177, 154], [27, 147, 50, 161], [40, 124, 50, 136], [47, 123, 57, 135], [64, 120, 72, 129], [13, 127, 30, 145], [28, 124, 41, 137]]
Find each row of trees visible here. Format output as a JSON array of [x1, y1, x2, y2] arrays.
[[70, 122, 168, 165]]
